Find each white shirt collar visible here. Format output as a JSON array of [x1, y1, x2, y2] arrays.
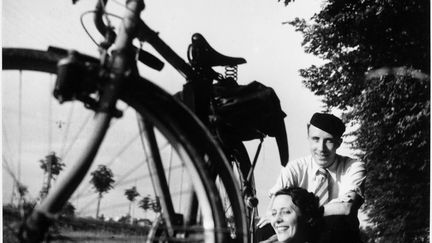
[[311, 154, 339, 176]]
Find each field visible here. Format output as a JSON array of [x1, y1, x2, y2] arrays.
[[3, 206, 150, 243]]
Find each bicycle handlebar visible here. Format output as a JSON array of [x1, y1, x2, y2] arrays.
[[94, 0, 109, 40], [93, 0, 164, 70]]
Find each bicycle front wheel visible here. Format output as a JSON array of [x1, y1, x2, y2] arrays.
[[2, 48, 246, 242]]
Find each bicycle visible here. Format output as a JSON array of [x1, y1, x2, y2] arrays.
[[3, 0, 287, 242]]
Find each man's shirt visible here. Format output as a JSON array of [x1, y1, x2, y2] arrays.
[[269, 154, 366, 203]]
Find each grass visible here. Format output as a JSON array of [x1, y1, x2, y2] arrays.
[[50, 230, 148, 242], [3, 206, 150, 242]]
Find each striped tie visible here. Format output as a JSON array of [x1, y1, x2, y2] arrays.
[[314, 168, 329, 206]]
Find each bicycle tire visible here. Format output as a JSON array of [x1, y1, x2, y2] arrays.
[[2, 48, 247, 243]]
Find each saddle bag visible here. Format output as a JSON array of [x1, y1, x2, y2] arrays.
[[213, 80, 289, 166]]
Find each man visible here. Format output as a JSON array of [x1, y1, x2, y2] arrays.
[[258, 112, 366, 243]]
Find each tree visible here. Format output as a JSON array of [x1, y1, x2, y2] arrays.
[[90, 165, 115, 219], [282, 0, 429, 242], [124, 186, 140, 222], [60, 202, 76, 218], [17, 182, 28, 201], [152, 196, 161, 214], [118, 214, 131, 224], [39, 152, 65, 199], [16, 182, 29, 214], [139, 195, 152, 218]]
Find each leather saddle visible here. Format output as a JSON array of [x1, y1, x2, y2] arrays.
[[188, 33, 246, 67]]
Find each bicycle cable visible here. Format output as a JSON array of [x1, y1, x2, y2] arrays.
[[80, 10, 123, 48]]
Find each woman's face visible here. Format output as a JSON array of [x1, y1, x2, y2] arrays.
[[270, 194, 302, 242]]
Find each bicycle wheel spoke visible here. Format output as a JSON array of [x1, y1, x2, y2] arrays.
[[18, 70, 23, 191], [60, 113, 92, 159]]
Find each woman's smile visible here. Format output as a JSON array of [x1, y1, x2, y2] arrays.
[[270, 195, 301, 242]]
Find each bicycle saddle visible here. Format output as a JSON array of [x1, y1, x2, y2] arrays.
[[188, 33, 246, 67]]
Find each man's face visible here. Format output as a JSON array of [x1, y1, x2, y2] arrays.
[[308, 124, 341, 168], [270, 194, 301, 242]]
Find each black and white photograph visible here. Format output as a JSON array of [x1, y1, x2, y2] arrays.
[[2, 0, 429, 242]]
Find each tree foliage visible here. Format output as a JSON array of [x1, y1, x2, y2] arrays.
[[283, 0, 430, 242], [60, 201, 76, 218], [39, 152, 65, 199], [39, 152, 65, 179], [90, 165, 115, 195], [139, 195, 152, 213], [90, 165, 115, 218], [17, 182, 28, 198], [138, 195, 161, 215], [125, 186, 140, 219], [152, 196, 161, 213], [125, 186, 140, 202]]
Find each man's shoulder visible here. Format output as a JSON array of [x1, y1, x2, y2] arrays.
[[337, 154, 363, 163], [336, 154, 365, 169]]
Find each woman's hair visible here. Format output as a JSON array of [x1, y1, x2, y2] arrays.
[[273, 187, 322, 241]]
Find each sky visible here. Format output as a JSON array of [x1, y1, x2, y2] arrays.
[[1, 0, 358, 220]]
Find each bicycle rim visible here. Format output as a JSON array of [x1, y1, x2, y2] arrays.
[[2, 48, 246, 242]]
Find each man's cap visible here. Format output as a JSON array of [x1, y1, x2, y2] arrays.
[[309, 113, 345, 138]]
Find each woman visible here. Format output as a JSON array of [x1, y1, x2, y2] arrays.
[[260, 187, 322, 243]]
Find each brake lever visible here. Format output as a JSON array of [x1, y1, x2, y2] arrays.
[[100, 26, 164, 71], [137, 48, 164, 71]]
